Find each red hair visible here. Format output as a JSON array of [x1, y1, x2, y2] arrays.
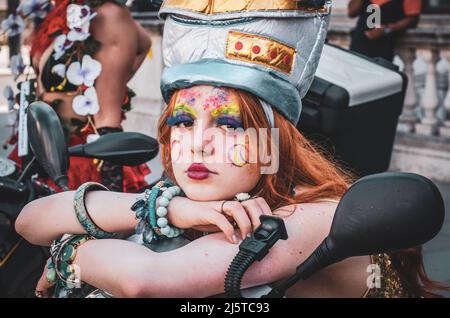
[[30, 0, 79, 58], [158, 87, 449, 297]]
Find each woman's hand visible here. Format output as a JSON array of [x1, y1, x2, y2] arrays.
[[166, 196, 272, 244], [34, 259, 56, 298]]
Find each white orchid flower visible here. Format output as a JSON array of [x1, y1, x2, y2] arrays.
[[67, 23, 90, 42], [66, 55, 102, 87], [1, 14, 25, 37], [51, 64, 66, 78], [3, 86, 16, 111], [53, 34, 73, 60], [67, 4, 97, 29], [10, 55, 26, 79], [86, 134, 100, 143], [72, 87, 100, 116], [18, 0, 49, 19]]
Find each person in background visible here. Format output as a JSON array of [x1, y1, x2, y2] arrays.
[[348, 0, 422, 61], [6, 0, 152, 192]]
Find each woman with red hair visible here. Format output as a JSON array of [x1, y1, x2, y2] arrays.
[[15, 0, 449, 298], [16, 85, 449, 298], [9, 0, 151, 192]]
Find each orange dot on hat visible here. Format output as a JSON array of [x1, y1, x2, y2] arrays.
[[283, 54, 291, 64], [270, 49, 278, 59]]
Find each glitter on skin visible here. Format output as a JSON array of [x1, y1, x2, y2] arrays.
[[172, 104, 198, 118]]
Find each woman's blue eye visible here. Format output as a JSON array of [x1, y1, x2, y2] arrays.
[[216, 117, 243, 130], [167, 114, 194, 128]]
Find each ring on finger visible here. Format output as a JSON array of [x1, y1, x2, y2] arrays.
[[220, 200, 229, 214]]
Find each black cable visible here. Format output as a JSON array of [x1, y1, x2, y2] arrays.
[[223, 216, 288, 298], [224, 250, 257, 298]]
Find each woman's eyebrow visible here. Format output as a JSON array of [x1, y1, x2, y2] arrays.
[[210, 103, 240, 118], [214, 113, 243, 123], [173, 103, 198, 118], [215, 114, 244, 128]]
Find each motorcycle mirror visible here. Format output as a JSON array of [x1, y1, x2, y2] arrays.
[[68, 132, 159, 166], [27, 102, 69, 191], [268, 172, 445, 296]]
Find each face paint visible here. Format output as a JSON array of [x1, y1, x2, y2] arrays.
[[215, 115, 244, 130], [210, 103, 241, 118], [173, 104, 198, 118], [178, 88, 202, 107], [228, 144, 249, 167], [203, 88, 232, 111], [167, 104, 198, 127]]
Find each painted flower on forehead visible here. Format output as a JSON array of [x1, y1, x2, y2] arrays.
[[53, 34, 74, 60], [10, 55, 26, 80], [1, 14, 25, 37], [72, 87, 100, 116], [179, 89, 202, 106], [67, 55, 102, 87], [18, 0, 50, 19], [203, 89, 232, 111]]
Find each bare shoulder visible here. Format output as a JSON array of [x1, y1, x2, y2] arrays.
[[93, 1, 134, 30], [96, 1, 130, 18], [274, 200, 338, 241], [273, 201, 371, 298]]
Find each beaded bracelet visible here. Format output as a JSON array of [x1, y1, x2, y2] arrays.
[[74, 182, 117, 239], [155, 185, 184, 238], [48, 234, 95, 292], [131, 181, 184, 243]]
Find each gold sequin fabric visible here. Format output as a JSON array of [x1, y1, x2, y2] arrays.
[[365, 254, 411, 298]]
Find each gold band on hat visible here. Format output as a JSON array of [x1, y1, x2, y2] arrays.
[[162, 0, 327, 14], [226, 31, 296, 74]]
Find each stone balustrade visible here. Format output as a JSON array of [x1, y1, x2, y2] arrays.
[[328, 12, 450, 182]]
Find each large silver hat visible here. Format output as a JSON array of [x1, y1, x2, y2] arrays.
[[159, 0, 331, 125]]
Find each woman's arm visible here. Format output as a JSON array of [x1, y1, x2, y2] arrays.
[[15, 191, 140, 246], [90, 2, 147, 128], [16, 189, 269, 247], [128, 21, 151, 82], [55, 201, 368, 297]]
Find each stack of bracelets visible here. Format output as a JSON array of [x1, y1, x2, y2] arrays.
[[48, 180, 184, 295], [132, 180, 185, 244]]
